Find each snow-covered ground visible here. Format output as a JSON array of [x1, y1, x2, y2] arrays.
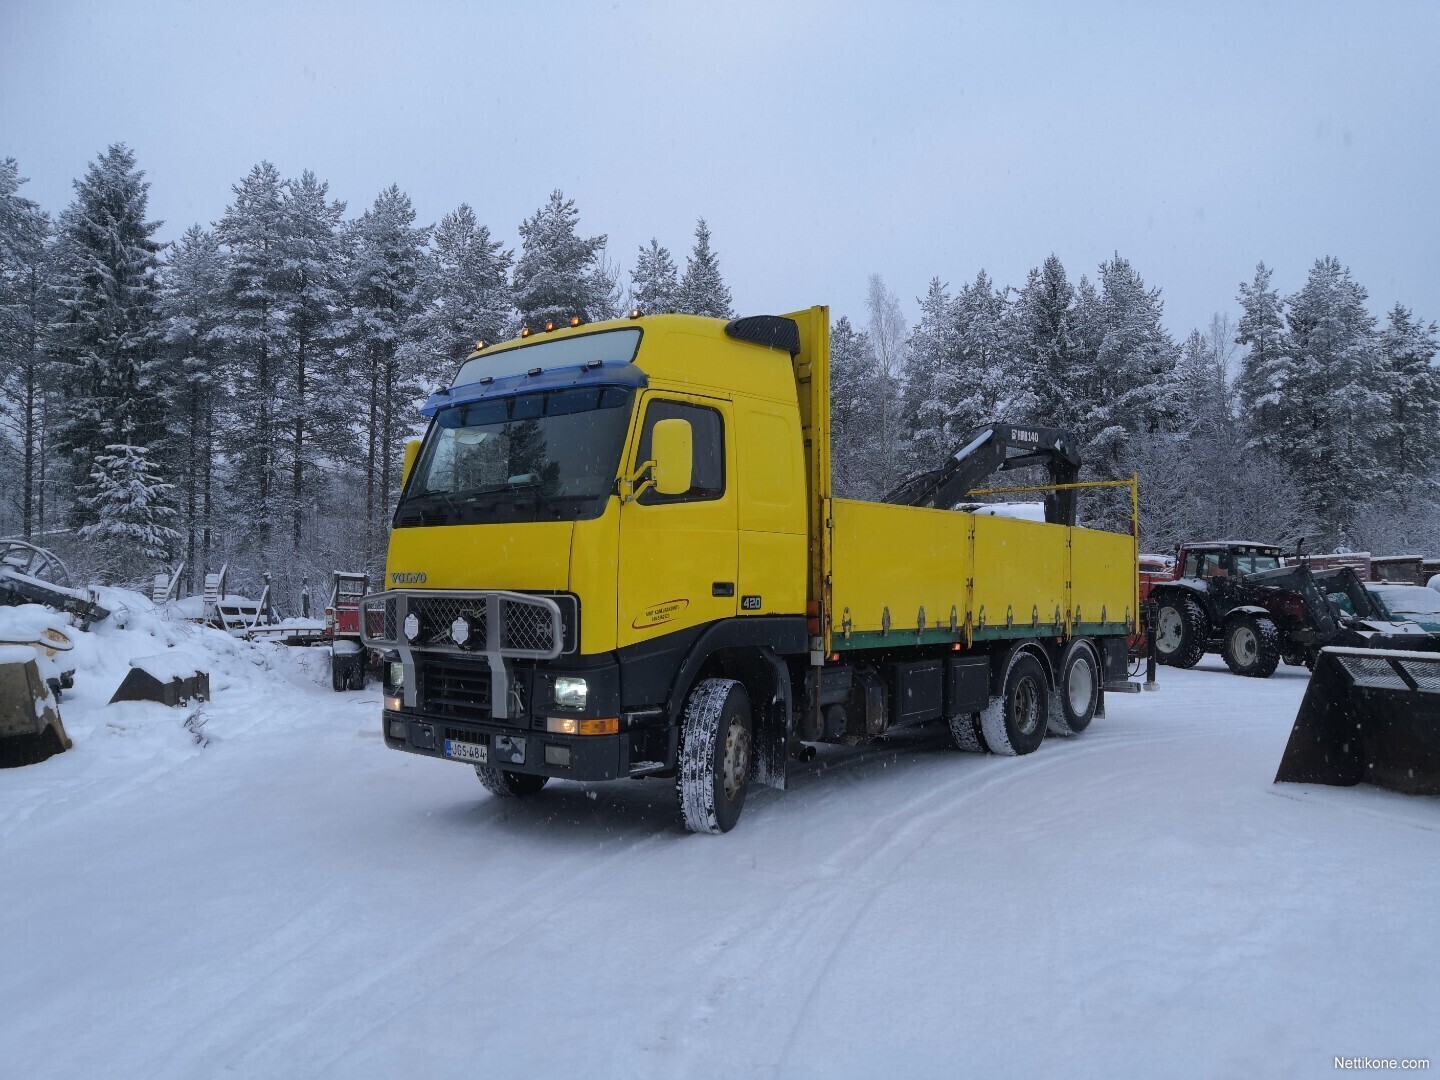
[[2, 600, 1436, 1079]]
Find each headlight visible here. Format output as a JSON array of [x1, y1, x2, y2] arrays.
[[387, 661, 405, 690], [403, 613, 420, 641], [451, 617, 470, 646], [553, 676, 588, 709]]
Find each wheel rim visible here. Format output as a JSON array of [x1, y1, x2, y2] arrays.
[[721, 717, 750, 801], [1156, 607, 1183, 653], [1067, 654, 1095, 715], [1232, 625, 1257, 664], [1012, 676, 1041, 736]]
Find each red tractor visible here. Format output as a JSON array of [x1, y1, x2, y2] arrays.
[[1146, 540, 1437, 677], [327, 572, 370, 691]]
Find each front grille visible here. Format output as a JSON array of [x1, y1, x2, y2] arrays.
[[419, 656, 496, 723], [360, 590, 573, 656], [504, 600, 555, 651]]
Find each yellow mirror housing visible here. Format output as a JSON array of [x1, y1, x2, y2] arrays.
[[401, 438, 422, 489], [651, 418, 693, 496]]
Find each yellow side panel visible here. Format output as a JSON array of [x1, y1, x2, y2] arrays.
[[736, 401, 807, 617], [971, 516, 1070, 632], [385, 522, 573, 592], [1069, 525, 1137, 628], [570, 501, 621, 655], [738, 531, 807, 616], [830, 500, 971, 635]]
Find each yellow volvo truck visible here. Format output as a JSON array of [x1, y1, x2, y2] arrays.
[[362, 308, 1141, 832]]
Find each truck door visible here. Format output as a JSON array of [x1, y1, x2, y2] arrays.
[[617, 393, 738, 651]]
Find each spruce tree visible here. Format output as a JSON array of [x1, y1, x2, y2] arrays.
[[829, 315, 881, 499], [412, 203, 514, 374], [1235, 262, 1291, 458], [48, 144, 166, 530], [512, 190, 609, 328], [903, 278, 959, 469], [0, 158, 55, 538], [346, 185, 428, 570], [158, 225, 227, 587], [630, 238, 680, 315], [278, 170, 347, 550], [1009, 255, 1077, 430], [1282, 256, 1385, 539], [1375, 304, 1440, 507], [77, 442, 180, 582], [216, 162, 288, 548], [678, 218, 732, 318]]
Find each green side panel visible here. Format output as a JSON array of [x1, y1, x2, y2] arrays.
[[831, 623, 1130, 653]]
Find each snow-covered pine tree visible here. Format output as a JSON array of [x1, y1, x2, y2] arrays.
[[629, 238, 680, 315], [1280, 256, 1386, 541], [512, 190, 610, 328], [77, 441, 180, 583], [411, 203, 514, 373], [158, 225, 227, 589], [1375, 304, 1440, 508], [1234, 261, 1291, 462], [346, 185, 429, 571], [951, 269, 1013, 432], [216, 162, 289, 549], [902, 278, 959, 470], [677, 219, 733, 318], [1008, 255, 1078, 430], [48, 144, 166, 532], [0, 157, 56, 538], [278, 170, 348, 551], [1089, 254, 1178, 461], [829, 315, 882, 499]]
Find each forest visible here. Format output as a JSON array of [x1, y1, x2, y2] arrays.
[[2, 143, 1437, 613]]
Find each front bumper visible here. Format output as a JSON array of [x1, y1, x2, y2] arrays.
[[382, 709, 673, 782]]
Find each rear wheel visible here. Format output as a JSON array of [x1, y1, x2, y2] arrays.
[[947, 711, 989, 753], [1153, 594, 1208, 669], [475, 766, 548, 797], [1221, 613, 1280, 678], [330, 655, 349, 692], [980, 653, 1050, 756], [347, 655, 366, 690], [677, 678, 752, 834], [1049, 639, 1100, 736]]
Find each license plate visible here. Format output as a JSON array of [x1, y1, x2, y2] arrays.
[[444, 739, 487, 764]]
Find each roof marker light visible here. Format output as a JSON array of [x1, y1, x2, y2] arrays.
[[569, 316, 581, 327], [520, 326, 531, 337], [544, 321, 556, 332], [628, 308, 642, 319], [474, 340, 485, 351]]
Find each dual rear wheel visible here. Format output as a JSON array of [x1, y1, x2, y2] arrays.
[[950, 641, 1100, 756]]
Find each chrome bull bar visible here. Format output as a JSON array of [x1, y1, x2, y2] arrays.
[[359, 590, 564, 719]]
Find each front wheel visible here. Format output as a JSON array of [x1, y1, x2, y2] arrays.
[[677, 678, 752, 834], [475, 766, 548, 797], [1221, 613, 1280, 678], [980, 653, 1050, 756]]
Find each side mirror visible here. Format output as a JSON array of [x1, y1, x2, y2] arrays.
[[401, 438, 422, 488], [651, 418, 693, 496]]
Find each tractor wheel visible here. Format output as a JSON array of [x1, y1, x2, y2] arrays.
[[330, 655, 349, 692], [1153, 594, 1208, 669], [980, 653, 1050, 757], [676, 678, 752, 834], [1221, 613, 1280, 678], [475, 766, 548, 797], [1048, 638, 1100, 736]]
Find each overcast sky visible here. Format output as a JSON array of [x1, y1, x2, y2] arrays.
[[3, 1, 1437, 337]]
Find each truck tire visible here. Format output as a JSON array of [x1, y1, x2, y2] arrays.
[[1221, 612, 1280, 678], [677, 678, 752, 834], [980, 653, 1049, 757], [1048, 639, 1099, 736], [1153, 594, 1208, 669], [330, 655, 350, 692], [475, 765, 548, 797], [947, 712, 989, 753], [347, 655, 366, 691]]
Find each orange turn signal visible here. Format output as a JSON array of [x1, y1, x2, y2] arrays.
[[545, 716, 619, 736]]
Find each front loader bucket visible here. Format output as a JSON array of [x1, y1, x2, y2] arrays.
[[1275, 647, 1440, 796], [0, 656, 72, 768]]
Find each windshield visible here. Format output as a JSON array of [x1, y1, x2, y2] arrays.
[[1370, 584, 1440, 618], [395, 386, 634, 527]]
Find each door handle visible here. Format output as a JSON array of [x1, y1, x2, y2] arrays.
[[712, 582, 735, 597]]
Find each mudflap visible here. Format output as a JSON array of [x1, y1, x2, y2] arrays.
[[1275, 647, 1440, 796]]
